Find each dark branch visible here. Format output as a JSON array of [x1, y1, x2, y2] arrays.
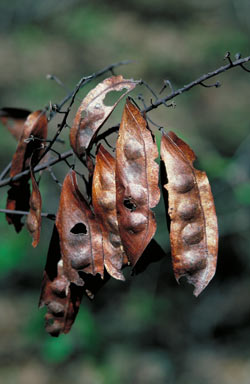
[[0, 162, 12, 181], [1, 55, 250, 189], [48, 60, 134, 120], [0, 208, 56, 221], [143, 54, 250, 113], [0, 150, 73, 188]]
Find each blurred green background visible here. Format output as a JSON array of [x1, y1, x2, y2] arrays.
[[0, 0, 250, 383]]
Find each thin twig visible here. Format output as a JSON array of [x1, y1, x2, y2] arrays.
[[0, 150, 73, 188], [48, 60, 134, 121], [143, 55, 250, 113], [0, 208, 56, 220], [1, 55, 250, 189], [48, 167, 62, 187], [93, 125, 120, 145], [0, 162, 12, 181], [37, 60, 134, 167]]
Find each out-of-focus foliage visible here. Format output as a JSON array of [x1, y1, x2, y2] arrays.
[[0, 0, 250, 383]]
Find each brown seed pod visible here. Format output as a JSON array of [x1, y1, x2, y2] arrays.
[[116, 99, 160, 267], [160, 131, 218, 296], [26, 163, 42, 248], [0, 107, 31, 140], [55, 170, 104, 286], [6, 110, 47, 232], [39, 226, 84, 337], [92, 144, 126, 281], [70, 75, 137, 157]]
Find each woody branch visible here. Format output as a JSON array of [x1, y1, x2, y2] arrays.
[[0, 52, 249, 193]]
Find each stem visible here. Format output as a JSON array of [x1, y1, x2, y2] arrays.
[[1, 55, 250, 188], [143, 55, 250, 113], [0, 208, 55, 220], [0, 162, 12, 181], [0, 150, 73, 188]]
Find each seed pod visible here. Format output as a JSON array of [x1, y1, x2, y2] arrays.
[[0, 107, 31, 140], [92, 145, 126, 280], [39, 226, 84, 337], [160, 131, 218, 296], [26, 164, 42, 247], [70, 75, 137, 157], [6, 110, 47, 232], [56, 170, 104, 286], [116, 99, 160, 267]]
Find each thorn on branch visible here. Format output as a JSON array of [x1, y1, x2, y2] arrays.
[[240, 64, 250, 73], [137, 94, 148, 110], [159, 79, 174, 95], [127, 95, 142, 111], [200, 81, 221, 88], [46, 74, 65, 88], [103, 137, 115, 151], [139, 80, 158, 102], [224, 51, 233, 66]]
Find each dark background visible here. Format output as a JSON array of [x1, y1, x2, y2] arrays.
[[0, 1, 250, 383]]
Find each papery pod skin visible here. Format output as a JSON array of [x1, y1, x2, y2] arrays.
[[116, 99, 160, 267], [26, 165, 42, 247], [70, 75, 137, 157], [92, 145, 126, 281], [6, 110, 48, 232], [39, 226, 83, 337], [10, 110, 48, 176], [160, 131, 218, 296], [55, 170, 104, 286], [0, 107, 31, 140]]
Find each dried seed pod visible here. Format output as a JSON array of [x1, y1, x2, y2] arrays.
[[26, 164, 42, 247], [39, 226, 84, 337], [6, 110, 47, 232], [0, 107, 31, 140], [116, 99, 160, 267], [9, 110, 48, 175], [160, 131, 218, 296], [55, 170, 104, 286], [70, 75, 137, 156], [92, 145, 126, 281]]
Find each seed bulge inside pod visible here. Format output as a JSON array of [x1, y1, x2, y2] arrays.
[[124, 138, 143, 160], [178, 200, 198, 221], [47, 301, 65, 316], [172, 173, 194, 193], [182, 223, 204, 245], [125, 184, 147, 206], [71, 249, 90, 270], [99, 190, 116, 211], [109, 232, 122, 248], [125, 212, 148, 233], [177, 250, 207, 274], [99, 171, 114, 189], [51, 278, 67, 297]]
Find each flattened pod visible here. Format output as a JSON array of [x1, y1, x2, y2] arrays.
[[6, 110, 48, 232], [70, 75, 137, 157], [0, 107, 31, 140], [116, 99, 160, 267], [92, 145, 126, 281], [26, 165, 42, 247], [9, 110, 48, 176], [56, 170, 104, 286], [160, 131, 218, 296], [39, 226, 84, 337]]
